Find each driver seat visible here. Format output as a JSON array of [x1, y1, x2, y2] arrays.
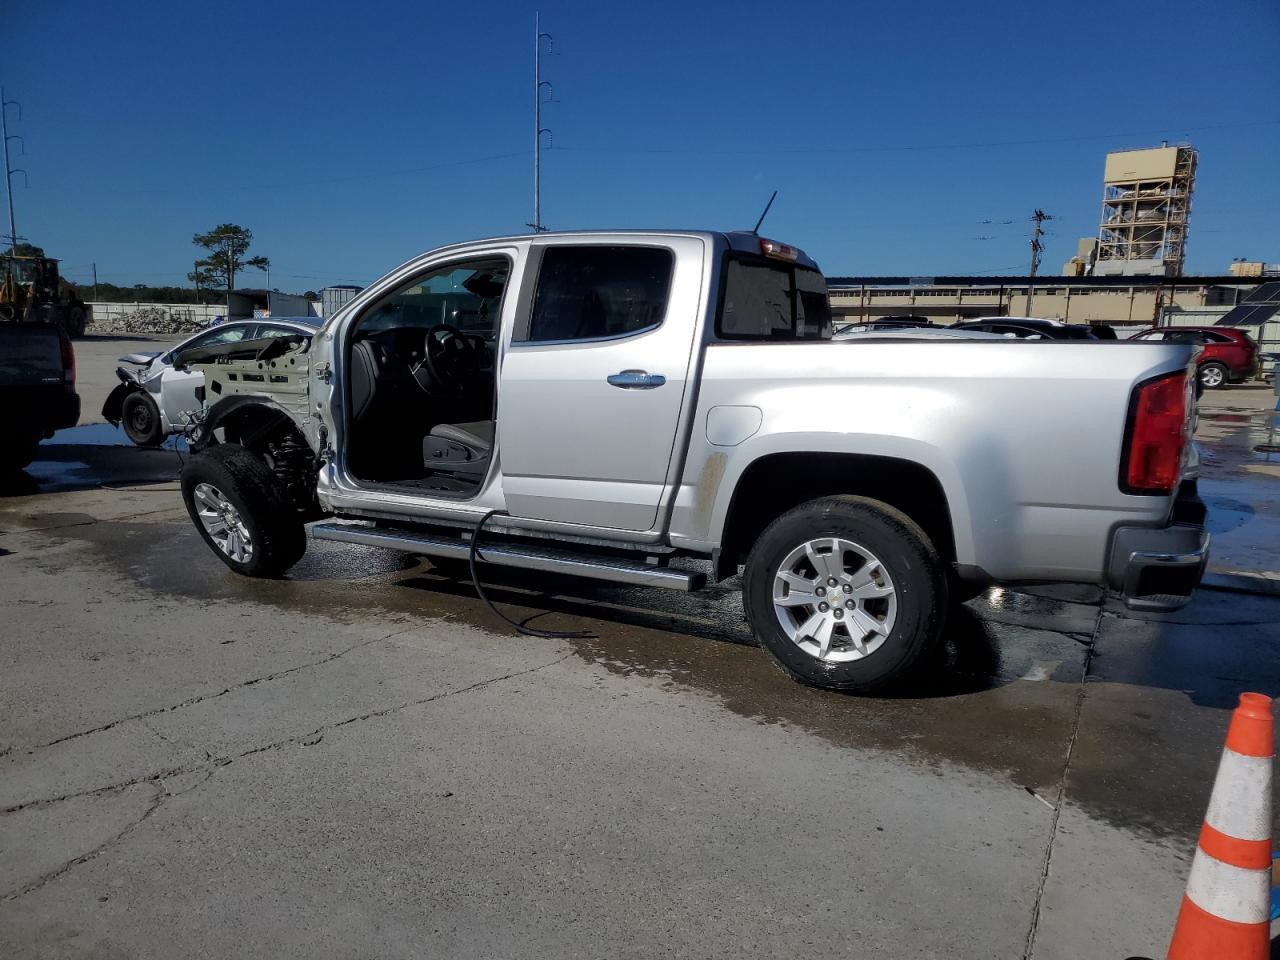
[[423, 420, 494, 480]]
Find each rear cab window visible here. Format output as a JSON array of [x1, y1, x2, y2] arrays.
[[717, 257, 831, 341]]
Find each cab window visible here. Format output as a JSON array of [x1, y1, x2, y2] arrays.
[[522, 245, 674, 343]]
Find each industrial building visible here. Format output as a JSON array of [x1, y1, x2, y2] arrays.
[[1063, 144, 1198, 277], [1094, 144, 1197, 276], [826, 274, 1280, 375], [825, 274, 1254, 327]]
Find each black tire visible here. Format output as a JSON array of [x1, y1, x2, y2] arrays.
[[0, 434, 40, 472], [428, 555, 474, 579], [121, 392, 165, 447], [1198, 361, 1228, 390], [743, 495, 947, 693], [66, 306, 87, 339], [948, 576, 989, 605], [180, 443, 307, 578]]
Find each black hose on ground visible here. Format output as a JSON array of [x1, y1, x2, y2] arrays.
[[467, 509, 593, 639]]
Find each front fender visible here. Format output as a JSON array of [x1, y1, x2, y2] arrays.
[[102, 381, 141, 426]]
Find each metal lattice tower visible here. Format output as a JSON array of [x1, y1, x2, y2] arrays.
[[1094, 144, 1197, 277]]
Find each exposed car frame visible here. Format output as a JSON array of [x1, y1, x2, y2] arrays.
[[103, 317, 319, 446]]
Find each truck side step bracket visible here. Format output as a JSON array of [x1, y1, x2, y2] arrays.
[[311, 521, 706, 592]]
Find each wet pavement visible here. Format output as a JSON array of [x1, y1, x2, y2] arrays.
[[1, 384, 1279, 959], [1196, 384, 1280, 584]]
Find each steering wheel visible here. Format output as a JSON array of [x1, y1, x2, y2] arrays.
[[415, 323, 482, 394]]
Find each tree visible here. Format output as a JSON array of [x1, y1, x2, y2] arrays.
[[3, 241, 44, 258], [188, 224, 269, 305]]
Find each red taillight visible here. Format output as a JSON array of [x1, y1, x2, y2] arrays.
[[1124, 372, 1188, 493], [60, 333, 76, 384], [759, 237, 798, 261]]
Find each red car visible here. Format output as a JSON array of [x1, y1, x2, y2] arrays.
[[1128, 326, 1259, 389]]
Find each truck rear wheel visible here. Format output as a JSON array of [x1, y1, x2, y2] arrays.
[[65, 306, 87, 339], [180, 444, 306, 578], [743, 496, 947, 693]]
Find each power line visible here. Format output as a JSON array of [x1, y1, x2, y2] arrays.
[[551, 118, 1280, 158]]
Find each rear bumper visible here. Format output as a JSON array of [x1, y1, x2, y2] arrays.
[[0, 384, 80, 439], [1107, 482, 1209, 611]]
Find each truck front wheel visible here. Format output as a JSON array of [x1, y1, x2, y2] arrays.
[[180, 444, 307, 578], [743, 496, 947, 693]]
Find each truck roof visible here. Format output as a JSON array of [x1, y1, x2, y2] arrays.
[[403, 229, 821, 273]]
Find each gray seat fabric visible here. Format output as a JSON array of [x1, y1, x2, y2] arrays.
[[423, 420, 495, 479], [429, 420, 494, 454]]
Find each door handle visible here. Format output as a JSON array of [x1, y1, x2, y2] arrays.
[[607, 369, 666, 390]]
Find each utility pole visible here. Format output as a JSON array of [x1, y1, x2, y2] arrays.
[[1, 88, 24, 253], [1027, 208, 1054, 316], [224, 235, 233, 311], [531, 13, 553, 233], [92, 262, 98, 302]]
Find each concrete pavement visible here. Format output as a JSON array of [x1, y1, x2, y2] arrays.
[[1, 354, 1278, 958]]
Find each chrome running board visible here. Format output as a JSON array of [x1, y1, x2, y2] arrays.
[[311, 521, 705, 592]]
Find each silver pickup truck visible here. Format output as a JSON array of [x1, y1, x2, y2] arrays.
[[176, 230, 1208, 692]]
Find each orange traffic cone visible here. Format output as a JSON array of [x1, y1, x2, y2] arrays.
[[1167, 692, 1274, 960]]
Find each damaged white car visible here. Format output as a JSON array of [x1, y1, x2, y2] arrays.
[[103, 317, 319, 446]]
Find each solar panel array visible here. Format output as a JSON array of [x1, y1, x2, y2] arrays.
[[1215, 280, 1280, 327]]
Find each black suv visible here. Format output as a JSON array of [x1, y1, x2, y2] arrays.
[[952, 317, 1098, 340]]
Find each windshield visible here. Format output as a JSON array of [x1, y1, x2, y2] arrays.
[[360, 261, 508, 336], [0, 258, 41, 284], [717, 259, 831, 341]]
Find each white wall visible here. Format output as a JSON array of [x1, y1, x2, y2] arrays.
[[87, 302, 227, 328]]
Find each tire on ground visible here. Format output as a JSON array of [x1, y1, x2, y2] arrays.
[[0, 433, 40, 472], [427, 555, 474, 579], [743, 495, 947, 693], [121, 391, 165, 447], [180, 443, 307, 577], [1198, 361, 1228, 390], [947, 575, 989, 605], [66, 306, 87, 339]]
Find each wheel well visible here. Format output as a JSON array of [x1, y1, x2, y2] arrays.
[[717, 453, 956, 574], [208, 401, 299, 451], [201, 400, 317, 513]]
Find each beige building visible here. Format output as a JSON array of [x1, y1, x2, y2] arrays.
[[826, 276, 1259, 328], [1228, 261, 1278, 278], [1094, 145, 1197, 277]]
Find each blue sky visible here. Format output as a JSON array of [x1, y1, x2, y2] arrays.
[[4, 0, 1278, 291]]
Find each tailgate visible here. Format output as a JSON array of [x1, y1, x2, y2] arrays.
[[0, 323, 66, 386]]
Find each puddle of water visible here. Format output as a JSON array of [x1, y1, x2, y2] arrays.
[[44, 423, 188, 452]]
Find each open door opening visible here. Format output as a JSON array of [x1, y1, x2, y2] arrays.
[[344, 256, 508, 496]]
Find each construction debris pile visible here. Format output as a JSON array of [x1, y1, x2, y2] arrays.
[[87, 306, 208, 335]]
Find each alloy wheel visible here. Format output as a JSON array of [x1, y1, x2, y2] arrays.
[[771, 537, 898, 663], [192, 482, 254, 563]]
